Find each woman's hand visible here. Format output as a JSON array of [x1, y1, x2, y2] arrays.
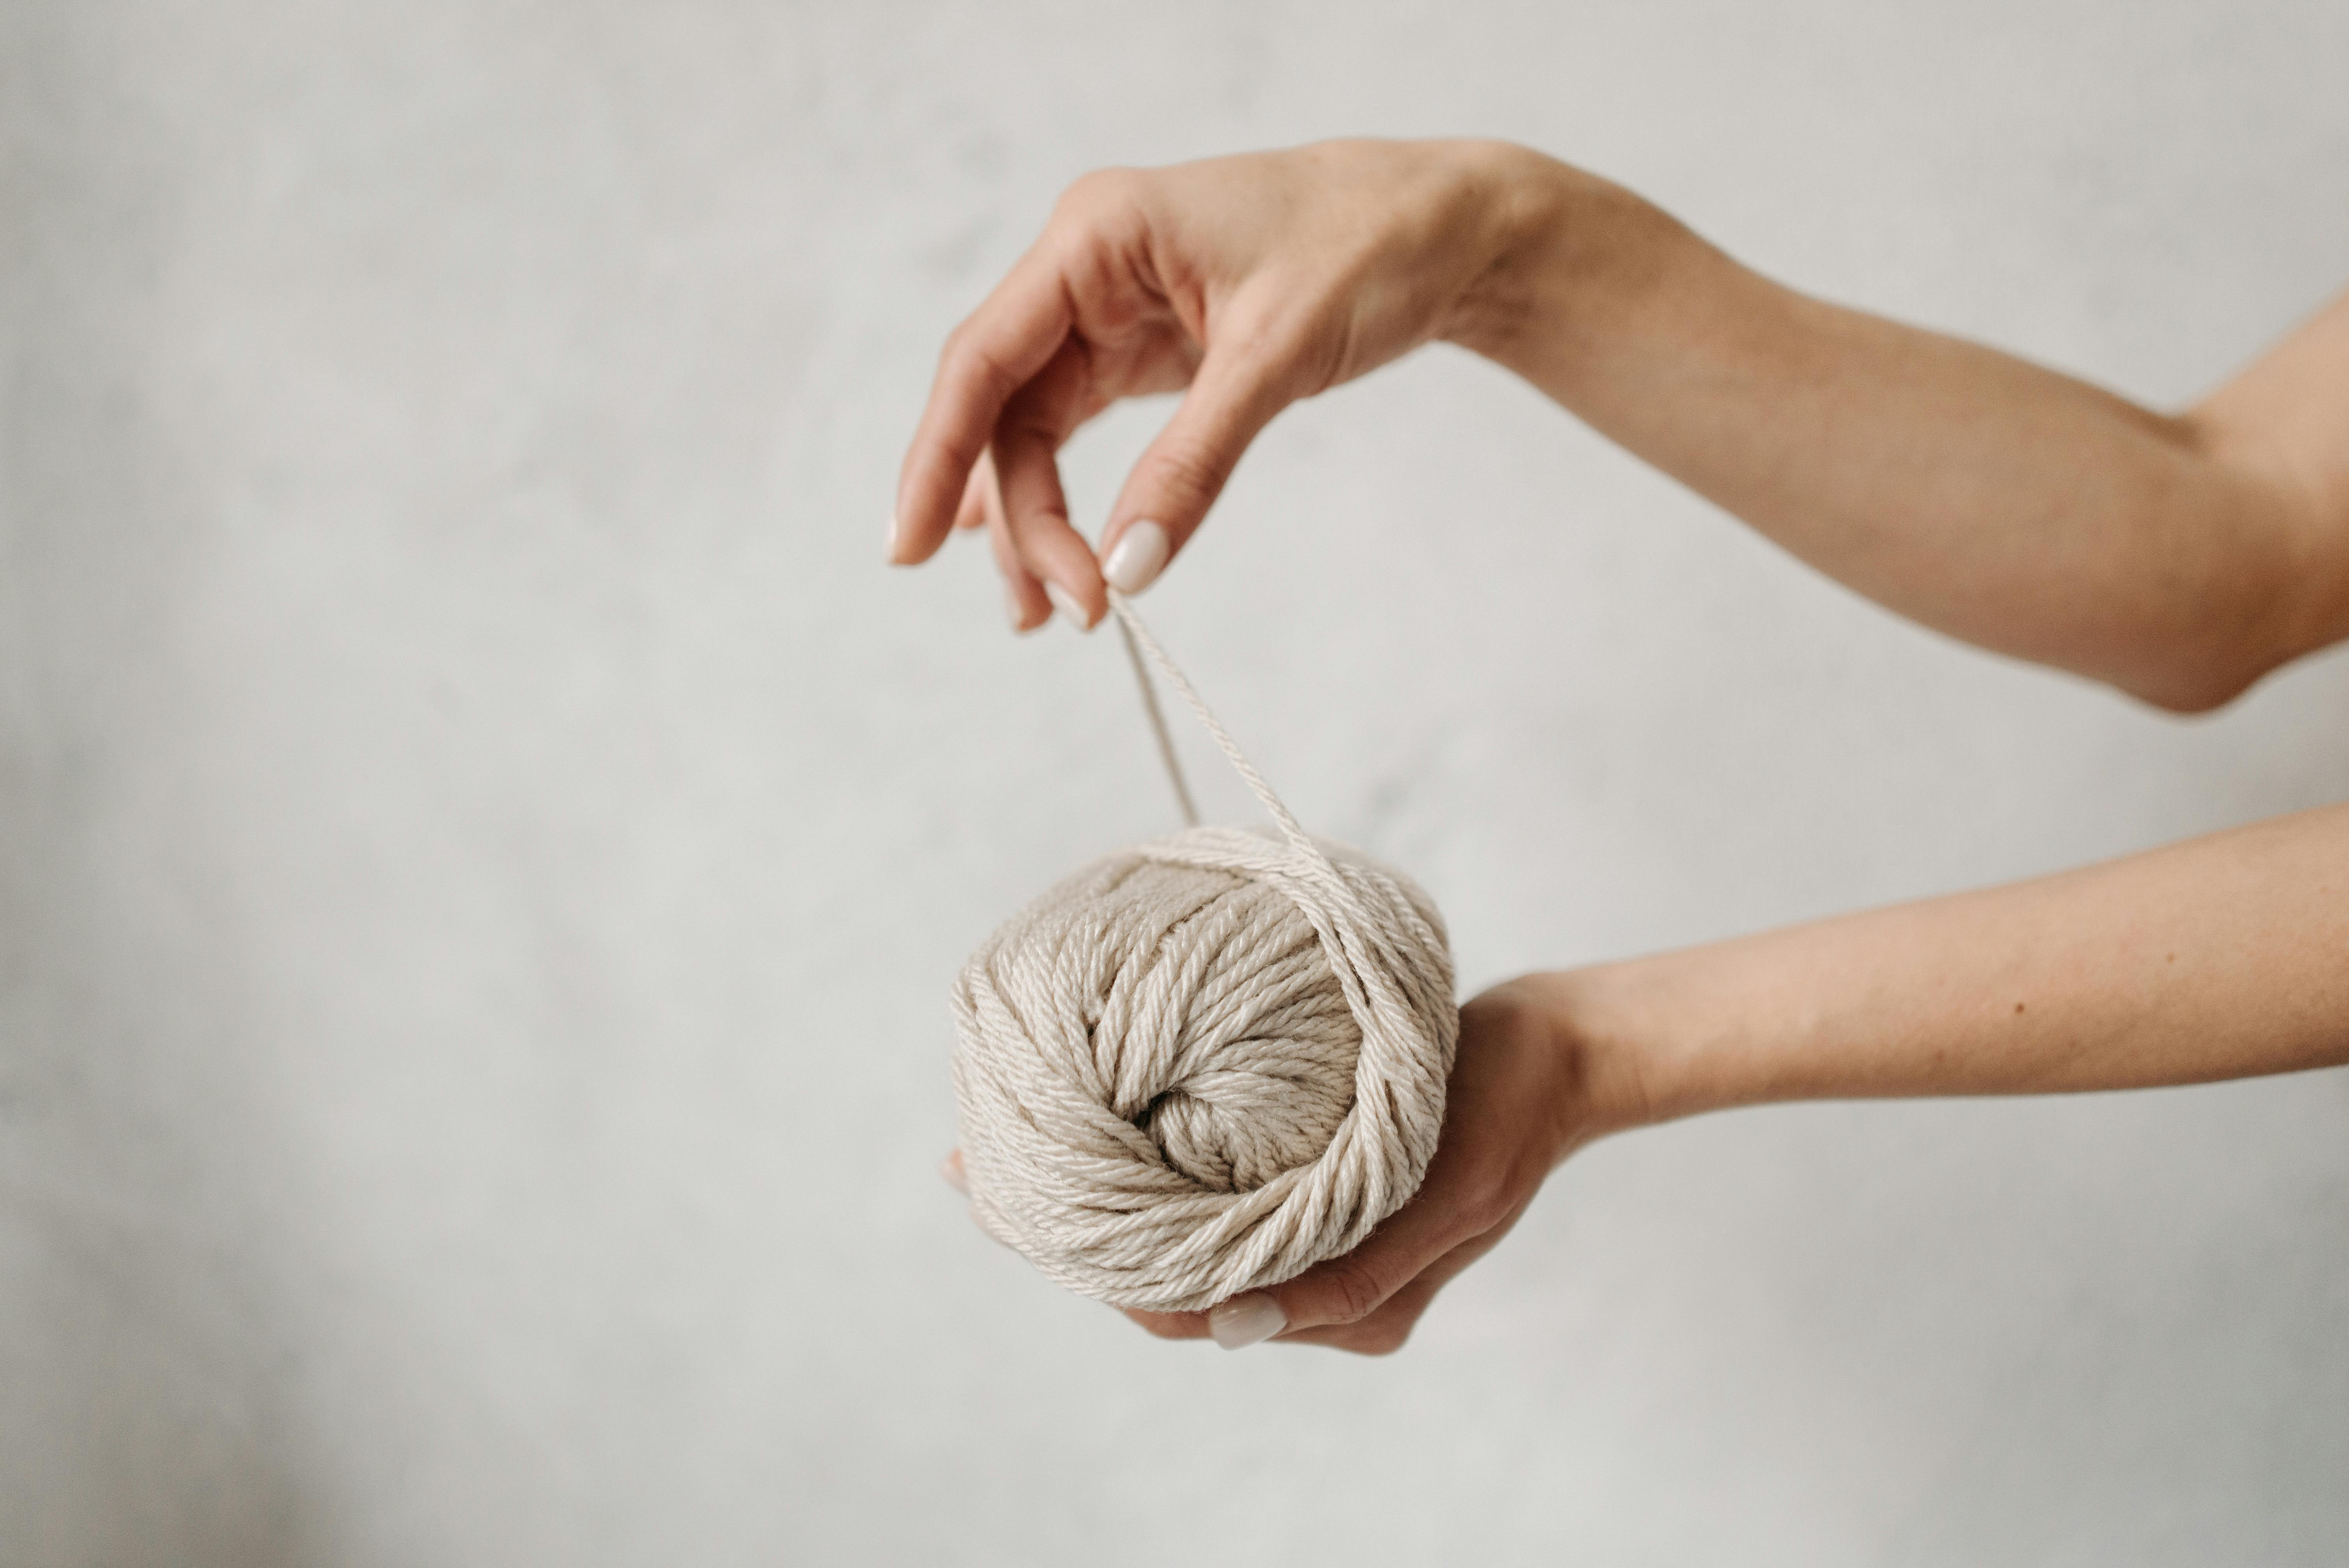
[[945, 971, 1649, 1355], [943, 800, 2349, 1351], [1121, 973, 1642, 1354], [895, 139, 2349, 704], [888, 139, 1552, 630]]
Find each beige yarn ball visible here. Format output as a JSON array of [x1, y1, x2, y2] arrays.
[[950, 824, 1458, 1314]]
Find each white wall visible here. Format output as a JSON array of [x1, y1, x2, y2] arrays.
[[5, 2, 2346, 1563]]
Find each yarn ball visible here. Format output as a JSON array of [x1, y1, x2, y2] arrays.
[[950, 824, 1459, 1314]]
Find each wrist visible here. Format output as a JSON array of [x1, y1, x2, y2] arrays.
[[1438, 150, 1644, 369], [1440, 150, 1721, 406], [1514, 951, 1759, 1144], [1490, 964, 1677, 1159]]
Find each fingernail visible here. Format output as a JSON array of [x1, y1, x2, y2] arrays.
[[886, 510, 902, 561], [1207, 1292, 1285, 1351], [1044, 581, 1093, 632], [1103, 519, 1169, 595], [1005, 584, 1028, 633], [940, 1150, 969, 1195]]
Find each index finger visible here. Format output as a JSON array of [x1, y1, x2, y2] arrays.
[[891, 248, 1073, 566]]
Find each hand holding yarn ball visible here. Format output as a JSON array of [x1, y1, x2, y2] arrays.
[[901, 137, 2349, 1368], [945, 600, 1608, 1351]]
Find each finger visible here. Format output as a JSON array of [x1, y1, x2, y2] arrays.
[[1278, 1274, 1447, 1356], [893, 250, 1073, 567], [1208, 1159, 1503, 1346], [988, 490, 1052, 634], [1096, 329, 1298, 597], [952, 452, 996, 532], [993, 337, 1109, 629], [1204, 1232, 1435, 1350], [1124, 1216, 1497, 1354], [1122, 1306, 1211, 1342], [1129, 1189, 1524, 1352], [957, 453, 1049, 633], [1269, 1199, 1478, 1334], [1274, 1201, 1527, 1355]]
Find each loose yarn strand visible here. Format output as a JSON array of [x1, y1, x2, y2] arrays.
[[1112, 605, 1200, 830], [1107, 592, 1319, 862]]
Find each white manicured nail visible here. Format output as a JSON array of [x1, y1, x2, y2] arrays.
[[1044, 581, 1092, 631], [941, 1150, 968, 1195], [1208, 1293, 1285, 1351], [886, 511, 901, 559], [1005, 584, 1028, 632], [1103, 520, 1170, 595]]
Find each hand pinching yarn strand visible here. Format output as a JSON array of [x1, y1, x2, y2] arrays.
[[950, 595, 1459, 1314]]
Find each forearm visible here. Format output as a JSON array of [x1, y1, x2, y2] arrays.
[[1557, 804, 2349, 1128], [1447, 150, 2347, 711]]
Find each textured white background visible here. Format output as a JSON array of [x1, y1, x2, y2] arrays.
[[5, 2, 2347, 1563]]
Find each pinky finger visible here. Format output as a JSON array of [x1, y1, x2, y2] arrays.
[[954, 452, 998, 533], [989, 495, 1052, 634]]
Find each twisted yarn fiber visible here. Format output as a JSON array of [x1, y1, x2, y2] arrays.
[[951, 599, 1459, 1314]]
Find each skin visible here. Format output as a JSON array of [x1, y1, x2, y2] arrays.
[[899, 139, 2349, 1354]]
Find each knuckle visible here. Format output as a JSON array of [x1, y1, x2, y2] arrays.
[[1455, 1171, 1518, 1237], [957, 346, 1022, 408], [937, 317, 980, 372], [939, 322, 1019, 404], [1140, 441, 1228, 513], [1431, 1146, 1523, 1236], [1322, 1258, 1389, 1326], [1056, 166, 1143, 221]]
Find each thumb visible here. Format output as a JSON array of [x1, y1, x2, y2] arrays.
[[1098, 338, 1296, 597]]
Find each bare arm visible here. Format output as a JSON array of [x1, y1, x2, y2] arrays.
[[1453, 158, 2349, 710], [1138, 804, 2349, 1354], [902, 142, 2349, 1355], [894, 140, 2349, 709], [1568, 801, 2349, 1119]]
